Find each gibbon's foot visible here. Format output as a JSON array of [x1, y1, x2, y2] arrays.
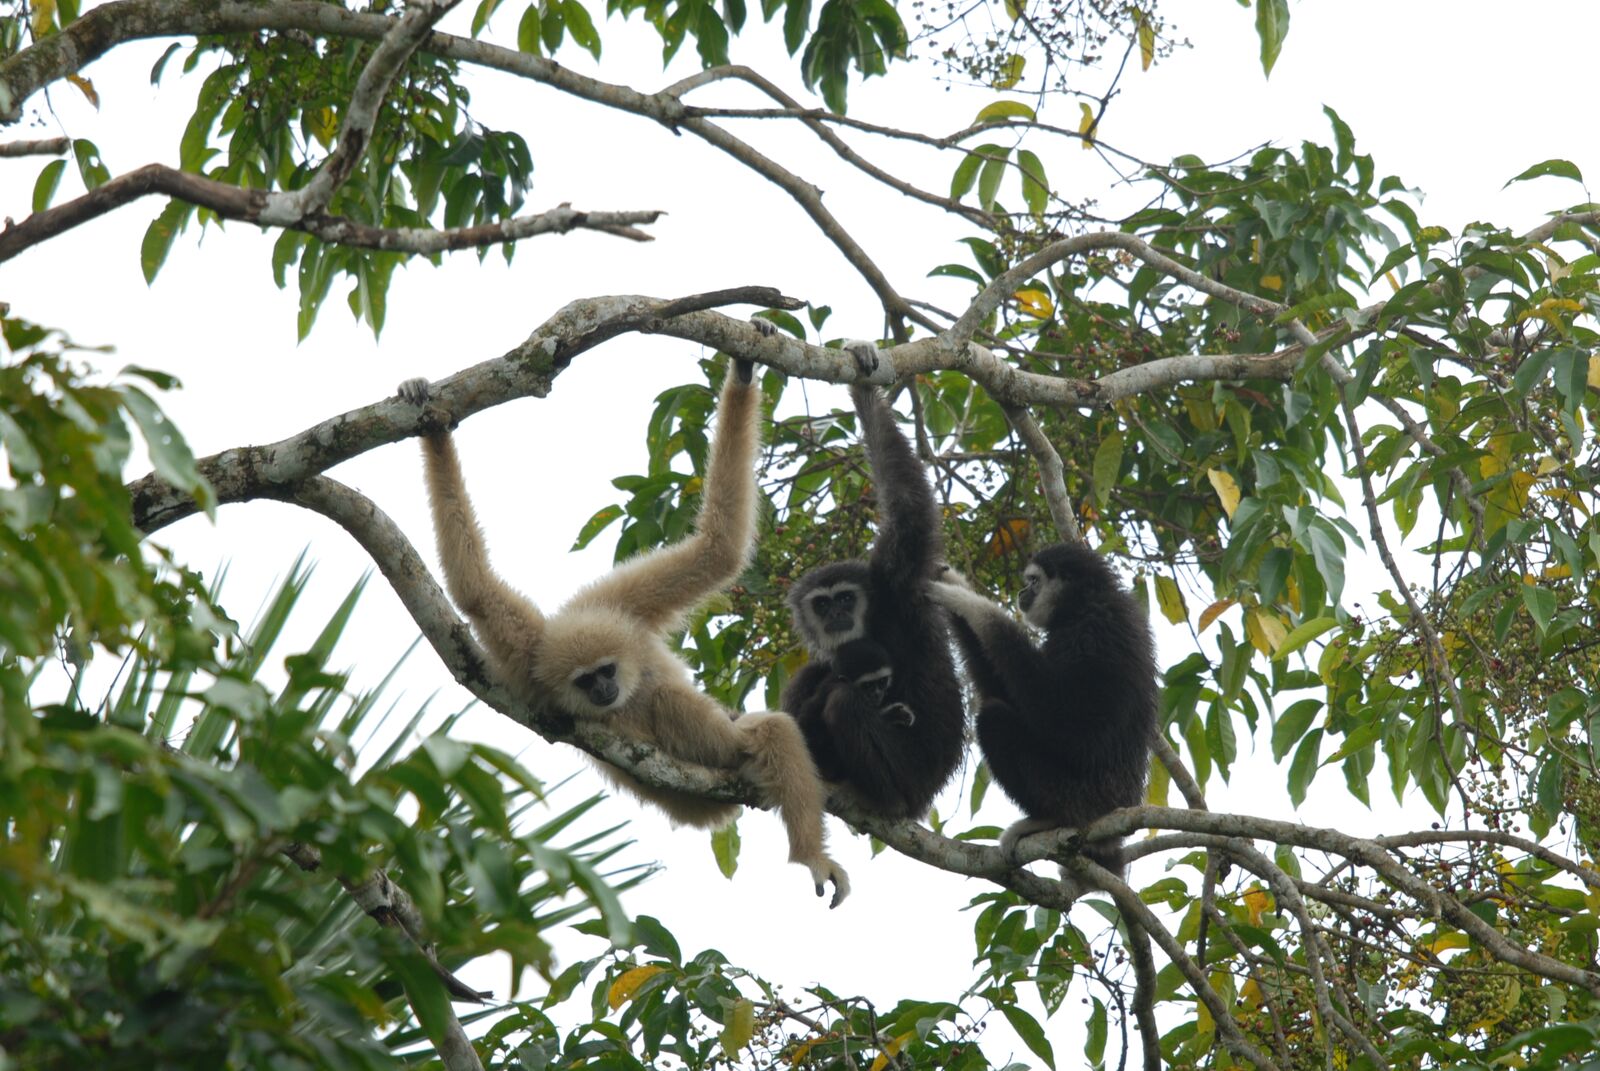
[[999, 815, 1060, 867], [737, 318, 776, 383], [843, 339, 879, 379], [751, 317, 778, 337], [806, 856, 851, 909], [398, 376, 457, 432], [397, 377, 431, 406], [881, 702, 916, 727]]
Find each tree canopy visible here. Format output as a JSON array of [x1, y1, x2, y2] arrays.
[[4, 1, 1600, 1069]]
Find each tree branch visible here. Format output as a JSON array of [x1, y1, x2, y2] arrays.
[[0, 160, 660, 263], [0, 135, 68, 156]]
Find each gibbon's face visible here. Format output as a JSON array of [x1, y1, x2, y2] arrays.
[[1019, 561, 1057, 629], [804, 583, 867, 651], [852, 664, 892, 705], [560, 656, 639, 714]]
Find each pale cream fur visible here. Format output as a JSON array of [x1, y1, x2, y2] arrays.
[[408, 368, 849, 905]]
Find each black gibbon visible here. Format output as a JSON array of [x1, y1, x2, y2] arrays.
[[398, 357, 849, 906], [930, 543, 1157, 875], [795, 637, 917, 783], [782, 343, 965, 819]]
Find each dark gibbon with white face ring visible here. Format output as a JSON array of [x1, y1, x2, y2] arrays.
[[398, 349, 849, 906], [930, 543, 1157, 876], [781, 343, 965, 819]]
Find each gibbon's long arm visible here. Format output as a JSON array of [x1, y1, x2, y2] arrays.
[[568, 366, 760, 631], [419, 429, 547, 668], [931, 582, 1050, 700], [850, 383, 943, 590]]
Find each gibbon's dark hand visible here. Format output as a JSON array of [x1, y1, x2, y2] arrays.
[[844, 339, 879, 379], [737, 317, 777, 383], [881, 702, 916, 728]]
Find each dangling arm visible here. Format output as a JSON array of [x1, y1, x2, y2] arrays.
[[399, 379, 547, 667], [847, 344, 943, 590], [570, 360, 761, 630]]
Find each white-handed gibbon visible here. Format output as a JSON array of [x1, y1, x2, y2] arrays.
[[930, 543, 1157, 875], [398, 355, 849, 906], [796, 638, 917, 755], [782, 343, 965, 819]]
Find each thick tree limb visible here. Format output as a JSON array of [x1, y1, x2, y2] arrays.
[[129, 288, 1291, 535], [0, 160, 660, 262]]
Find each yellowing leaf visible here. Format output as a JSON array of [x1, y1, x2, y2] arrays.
[[1241, 977, 1263, 1007], [1589, 355, 1600, 389], [1197, 598, 1235, 632], [1385, 270, 1401, 291], [1260, 274, 1283, 291], [1542, 563, 1573, 580], [1154, 575, 1187, 625], [1425, 931, 1470, 956], [307, 106, 339, 150], [31, 0, 56, 34], [975, 99, 1035, 123], [988, 517, 1030, 556], [1013, 287, 1053, 318], [1509, 470, 1535, 512], [1206, 468, 1242, 519], [1077, 102, 1095, 147], [1537, 487, 1590, 517], [1144, 753, 1169, 810], [607, 964, 666, 1010], [1003, 0, 1024, 20], [869, 1032, 915, 1071], [1479, 453, 1506, 479], [787, 1037, 821, 1065], [1137, 13, 1155, 70], [1245, 607, 1288, 655], [1243, 886, 1271, 926], [992, 54, 1025, 90], [720, 998, 756, 1058], [1536, 455, 1562, 476], [66, 74, 99, 109]]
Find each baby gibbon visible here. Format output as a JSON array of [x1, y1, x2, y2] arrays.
[[399, 357, 849, 906]]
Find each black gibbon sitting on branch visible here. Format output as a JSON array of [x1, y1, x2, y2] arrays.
[[398, 349, 849, 907], [782, 343, 966, 820], [930, 543, 1157, 875]]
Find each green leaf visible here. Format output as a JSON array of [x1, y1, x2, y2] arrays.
[[1085, 997, 1107, 1065], [1272, 616, 1337, 661], [118, 385, 215, 518], [1091, 431, 1123, 506], [1520, 583, 1556, 634], [1286, 727, 1323, 806], [1503, 159, 1583, 187], [72, 138, 110, 191], [1271, 698, 1321, 763], [562, 0, 602, 59], [516, 4, 543, 53], [977, 148, 1008, 210], [140, 199, 189, 285], [1254, 0, 1289, 76], [1017, 148, 1047, 216], [32, 158, 66, 213], [998, 1003, 1055, 1069], [711, 820, 740, 879], [573, 503, 624, 550]]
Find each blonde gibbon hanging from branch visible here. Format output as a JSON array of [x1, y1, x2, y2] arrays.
[[397, 344, 850, 906]]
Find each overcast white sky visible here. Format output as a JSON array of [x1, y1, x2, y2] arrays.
[[6, 0, 1600, 1063]]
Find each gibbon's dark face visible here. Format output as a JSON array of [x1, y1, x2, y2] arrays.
[[1022, 542, 1117, 628], [788, 562, 871, 654], [833, 639, 893, 704], [569, 660, 621, 709]]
